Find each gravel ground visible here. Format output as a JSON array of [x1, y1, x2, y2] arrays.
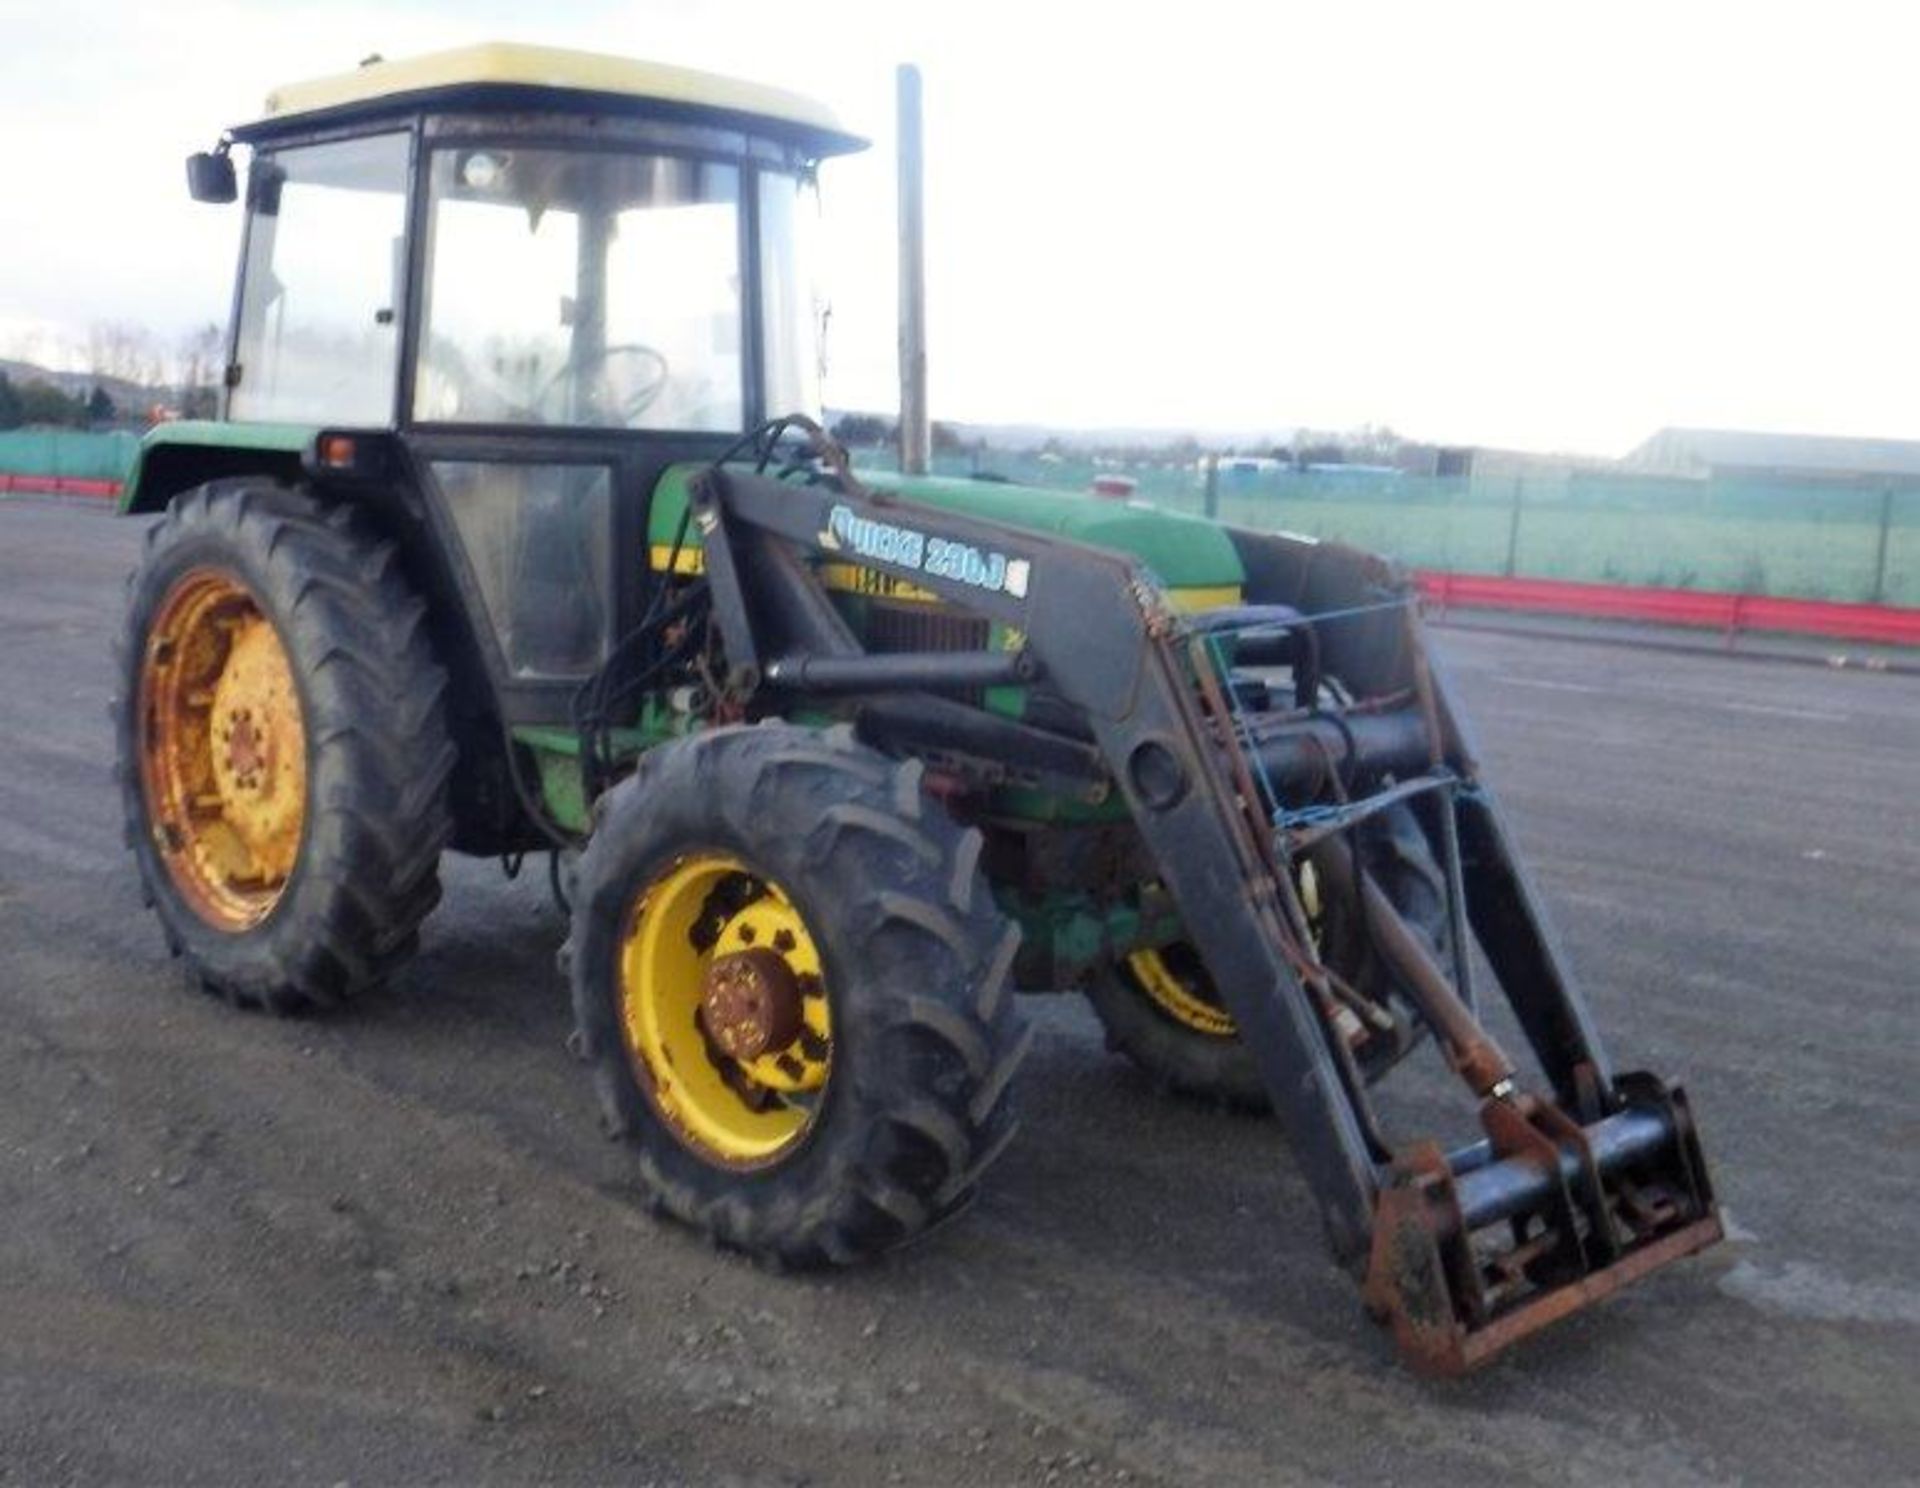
[[1, 495, 1916, 1486]]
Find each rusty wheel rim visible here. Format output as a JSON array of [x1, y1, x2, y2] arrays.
[[137, 568, 307, 931]]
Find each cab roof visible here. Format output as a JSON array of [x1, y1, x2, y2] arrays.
[[234, 41, 867, 158]]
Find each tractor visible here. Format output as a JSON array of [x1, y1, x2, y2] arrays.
[[113, 43, 1720, 1375]]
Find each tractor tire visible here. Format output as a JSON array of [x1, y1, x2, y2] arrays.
[[113, 479, 455, 1013], [568, 723, 1029, 1267], [1085, 803, 1450, 1112], [1084, 938, 1269, 1111]]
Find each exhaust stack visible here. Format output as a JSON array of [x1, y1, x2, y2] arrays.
[[896, 62, 929, 475]]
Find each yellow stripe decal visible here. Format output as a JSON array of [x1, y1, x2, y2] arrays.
[[647, 547, 1240, 612], [1166, 584, 1243, 614]]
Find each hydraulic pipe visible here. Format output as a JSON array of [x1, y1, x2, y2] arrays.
[[1309, 843, 1515, 1096], [857, 693, 1108, 786], [764, 648, 1034, 693], [1249, 711, 1432, 798]]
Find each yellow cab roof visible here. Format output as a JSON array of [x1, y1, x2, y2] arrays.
[[236, 41, 866, 156]]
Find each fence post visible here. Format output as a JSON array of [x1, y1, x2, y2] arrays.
[[1203, 454, 1219, 520], [1870, 486, 1894, 604], [1503, 476, 1524, 577]]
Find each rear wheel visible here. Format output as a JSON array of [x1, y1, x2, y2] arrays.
[[569, 725, 1029, 1266], [114, 480, 455, 1012], [1086, 805, 1450, 1110]]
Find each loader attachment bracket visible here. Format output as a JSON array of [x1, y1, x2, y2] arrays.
[[1364, 1071, 1722, 1376]]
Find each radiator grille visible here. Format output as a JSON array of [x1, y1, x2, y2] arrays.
[[864, 601, 993, 701]]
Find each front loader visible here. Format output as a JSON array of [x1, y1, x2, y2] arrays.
[[112, 42, 1720, 1375]]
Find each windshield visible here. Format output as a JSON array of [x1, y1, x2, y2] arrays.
[[415, 148, 743, 430]]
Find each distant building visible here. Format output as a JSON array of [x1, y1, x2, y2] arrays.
[[1208, 455, 1287, 479], [1397, 444, 1613, 481], [1622, 427, 1920, 486]]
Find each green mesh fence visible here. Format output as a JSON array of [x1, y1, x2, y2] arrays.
[[854, 449, 1920, 608], [0, 428, 140, 482], [6, 430, 1913, 606]]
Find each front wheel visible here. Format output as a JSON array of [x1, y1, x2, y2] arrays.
[[1086, 805, 1451, 1111], [568, 725, 1029, 1266]]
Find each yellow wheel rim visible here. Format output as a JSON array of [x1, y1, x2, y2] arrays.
[[619, 853, 832, 1167], [1128, 864, 1323, 1039], [1127, 945, 1237, 1037], [137, 568, 307, 931]]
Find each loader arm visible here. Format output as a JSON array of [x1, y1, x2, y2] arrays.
[[692, 462, 1721, 1374]]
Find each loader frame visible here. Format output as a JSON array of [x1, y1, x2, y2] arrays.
[[686, 458, 1721, 1375]]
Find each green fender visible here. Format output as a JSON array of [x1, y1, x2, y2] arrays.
[[117, 420, 319, 515]]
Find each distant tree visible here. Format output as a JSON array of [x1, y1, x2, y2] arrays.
[[87, 385, 116, 424], [87, 320, 157, 386], [830, 411, 894, 447], [1348, 423, 1404, 463], [930, 420, 964, 454], [15, 380, 87, 428], [0, 373, 20, 431], [175, 321, 224, 419]]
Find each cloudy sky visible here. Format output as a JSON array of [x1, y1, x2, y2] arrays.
[[2, 0, 1916, 454]]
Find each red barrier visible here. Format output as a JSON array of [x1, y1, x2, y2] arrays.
[[0, 471, 120, 499], [1416, 570, 1920, 648]]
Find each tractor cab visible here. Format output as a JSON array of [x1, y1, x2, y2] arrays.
[[172, 42, 862, 688], [208, 42, 861, 434]]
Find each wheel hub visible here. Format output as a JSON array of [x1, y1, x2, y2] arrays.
[[701, 947, 804, 1060], [225, 711, 265, 778], [206, 618, 305, 879]]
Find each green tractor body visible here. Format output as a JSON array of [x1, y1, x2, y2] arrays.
[[114, 43, 1722, 1376]]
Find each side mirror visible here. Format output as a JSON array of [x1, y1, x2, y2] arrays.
[[186, 150, 237, 204]]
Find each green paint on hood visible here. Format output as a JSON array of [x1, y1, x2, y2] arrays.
[[649, 464, 1245, 590]]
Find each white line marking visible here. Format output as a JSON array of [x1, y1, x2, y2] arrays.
[[1494, 674, 1852, 722], [1720, 700, 1849, 722], [1719, 1259, 1920, 1326], [1494, 675, 1608, 694]]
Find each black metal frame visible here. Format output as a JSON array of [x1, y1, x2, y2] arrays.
[[687, 463, 1721, 1374]]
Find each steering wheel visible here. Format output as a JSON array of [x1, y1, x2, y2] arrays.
[[536, 343, 671, 426]]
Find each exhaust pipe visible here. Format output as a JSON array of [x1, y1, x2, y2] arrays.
[[896, 62, 929, 476]]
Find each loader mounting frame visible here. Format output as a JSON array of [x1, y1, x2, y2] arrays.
[[684, 460, 1722, 1374]]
